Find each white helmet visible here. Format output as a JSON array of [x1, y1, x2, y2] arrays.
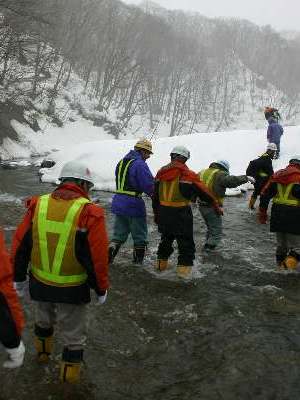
[[170, 145, 190, 160], [215, 160, 230, 171], [266, 143, 277, 151], [59, 160, 94, 186]]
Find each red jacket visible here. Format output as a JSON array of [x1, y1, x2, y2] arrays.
[[12, 183, 109, 303], [0, 229, 24, 335], [155, 161, 220, 209]]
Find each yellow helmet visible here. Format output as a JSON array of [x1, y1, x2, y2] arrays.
[[134, 139, 153, 154]]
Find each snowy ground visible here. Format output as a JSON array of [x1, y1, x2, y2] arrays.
[[1, 116, 299, 195]]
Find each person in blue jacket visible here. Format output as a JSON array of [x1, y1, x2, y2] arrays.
[[109, 139, 154, 265], [265, 107, 284, 159]]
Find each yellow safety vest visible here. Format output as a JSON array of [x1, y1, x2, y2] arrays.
[[199, 168, 224, 205], [273, 183, 300, 207], [115, 159, 141, 197], [159, 176, 190, 207], [31, 194, 90, 286]]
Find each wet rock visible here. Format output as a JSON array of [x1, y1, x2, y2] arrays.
[[1, 161, 18, 169], [40, 159, 56, 168]]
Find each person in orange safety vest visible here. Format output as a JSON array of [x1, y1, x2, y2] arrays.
[[258, 156, 300, 269], [11, 160, 109, 383], [153, 146, 221, 279]]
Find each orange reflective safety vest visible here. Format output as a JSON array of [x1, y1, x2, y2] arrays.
[[264, 164, 300, 207], [199, 167, 224, 205], [31, 194, 90, 287], [158, 176, 191, 207]]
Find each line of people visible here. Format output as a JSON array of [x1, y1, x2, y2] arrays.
[[109, 139, 254, 276]]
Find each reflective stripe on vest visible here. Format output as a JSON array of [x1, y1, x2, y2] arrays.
[[199, 168, 224, 205], [31, 194, 90, 285], [273, 183, 300, 206], [116, 159, 141, 197], [159, 177, 190, 207]]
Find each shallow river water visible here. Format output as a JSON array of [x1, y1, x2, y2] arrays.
[[1, 166, 300, 400]]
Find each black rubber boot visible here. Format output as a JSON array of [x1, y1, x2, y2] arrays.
[[133, 246, 146, 265], [108, 242, 122, 264]]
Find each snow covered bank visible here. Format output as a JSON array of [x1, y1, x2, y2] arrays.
[[0, 119, 114, 160], [40, 125, 300, 193]]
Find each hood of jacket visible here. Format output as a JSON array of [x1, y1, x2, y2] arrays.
[[156, 161, 189, 181], [52, 183, 91, 201], [272, 164, 300, 185], [124, 149, 144, 161]]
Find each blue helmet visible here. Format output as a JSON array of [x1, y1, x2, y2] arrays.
[[215, 160, 230, 171]]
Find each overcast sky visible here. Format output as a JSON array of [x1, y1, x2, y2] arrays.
[[122, 0, 299, 31]]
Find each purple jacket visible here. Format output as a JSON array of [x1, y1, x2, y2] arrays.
[[267, 117, 283, 144], [111, 150, 154, 217]]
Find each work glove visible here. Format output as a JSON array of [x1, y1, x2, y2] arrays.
[[247, 176, 256, 184], [213, 203, 223, 216], [97, 290, 108, 305], [258, 208, 268, 224], [13, 281, 28, 298]]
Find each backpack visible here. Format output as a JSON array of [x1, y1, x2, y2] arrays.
[[264, 107, 281, 121], [246, 159, 259, 178]]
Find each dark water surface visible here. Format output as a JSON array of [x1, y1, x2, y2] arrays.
[[1, 166, 300, 400]]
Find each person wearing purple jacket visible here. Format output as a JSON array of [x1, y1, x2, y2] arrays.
[[267, 116, 284, 159], [109, 139, 154, 265]]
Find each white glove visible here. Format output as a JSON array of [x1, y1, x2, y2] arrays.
[[13, 281, 27, 298], [247, 176, 256, 184], [98, 290, 108, 305]]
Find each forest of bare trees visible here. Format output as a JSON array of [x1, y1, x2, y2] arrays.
[[0, 0, 299, 136]]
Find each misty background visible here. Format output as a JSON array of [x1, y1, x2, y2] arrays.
[[123, 0, 299, 31]]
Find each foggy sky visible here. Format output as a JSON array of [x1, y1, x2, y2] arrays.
[[122, 0, 299, 31]]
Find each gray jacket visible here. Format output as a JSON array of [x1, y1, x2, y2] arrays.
[[199, 165, 248, 205]]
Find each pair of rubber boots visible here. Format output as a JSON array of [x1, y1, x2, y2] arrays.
[[157, 259, 192, 278], [34, 332, 82, 383], [109, 242, 145, 265]]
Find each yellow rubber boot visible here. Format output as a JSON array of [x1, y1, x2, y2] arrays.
[[157, 259, 168, 271], [176, 265, 192, 279], [283, 256, 298, 270], [60, 361, 81, 384], [34, 335, 53, 363]]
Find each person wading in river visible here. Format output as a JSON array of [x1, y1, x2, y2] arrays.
[[198, 160, 254, 251], [153, 146, 221, 278], [109, 138, 154, 265], [258, 156, 300, 269], [11, 160, 109, 383], [247, 143, 277, 210], [0, 229, 25, 369]]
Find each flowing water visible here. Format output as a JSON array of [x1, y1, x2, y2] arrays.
[[1, 166, 300, 400]]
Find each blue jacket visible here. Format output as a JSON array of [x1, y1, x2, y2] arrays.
[[111, 150, 154, 217], [267, 117, 283, 144]]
